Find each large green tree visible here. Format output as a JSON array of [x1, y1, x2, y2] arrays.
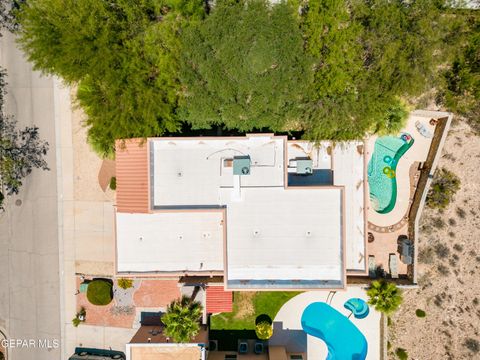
[[442, 10, 480, 129], [180, 0, 309, 132], [17, 0, 204, 156], [367, 280, 403, 315], [0, 69, 49, 208], [161, 296, 203, 343], [16, 0, 458, 155]]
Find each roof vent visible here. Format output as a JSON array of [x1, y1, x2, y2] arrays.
[[253, 230, 260, 237], [306, 231, 312, 237], [233, 156, 251, 175]]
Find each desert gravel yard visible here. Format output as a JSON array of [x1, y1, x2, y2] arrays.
[[389, 120, 480, 360]]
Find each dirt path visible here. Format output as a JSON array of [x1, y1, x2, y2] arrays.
[[389, 120, 480, 360]]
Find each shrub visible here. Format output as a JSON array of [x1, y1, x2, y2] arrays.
[[86, 280, 113, 306], [255, 321, 273, 340], [418, 246, 434, 264], [117, 278, 133, 290], [437, 264, 450, 276], [395, 348, 408, 360], [434, 243, 450, 259], [72, 307, 86, 327], [109, 177, 117, 191], [0, 191, 3, 210], [464, 338, 479, 353], [432, 217, 445, 229], [453, 244, 464, 252], [456, 207, 466, 219], [367, 280, 403, 315], [426, 168, 460, 209], [415, 309, 426, 318]]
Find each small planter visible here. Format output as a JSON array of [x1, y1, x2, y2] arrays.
[[73, 307, 86, 327]]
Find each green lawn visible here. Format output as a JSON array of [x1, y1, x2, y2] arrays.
[[210, 292, 301, 330]]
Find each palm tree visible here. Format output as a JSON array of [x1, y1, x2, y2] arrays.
[[366, 280, 403, 315], [161, 295, 203, 343]]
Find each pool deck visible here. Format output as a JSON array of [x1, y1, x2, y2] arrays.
[[270, 287, 381, 360], [367, 113, 436, 228]]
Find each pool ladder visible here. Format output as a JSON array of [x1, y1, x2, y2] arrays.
[[326, 291, 337, 305]]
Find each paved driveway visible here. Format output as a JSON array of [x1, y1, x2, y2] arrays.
[[0, 32, 61, 359]]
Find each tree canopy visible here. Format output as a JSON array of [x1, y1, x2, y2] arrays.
[[367, 280, 403, 315], [15, 0, 464, 156], [0, 68, 49, 207], [17, 0, 204, 156], [441, 10, 480, 129], [180, 0, 309, 132], [162, 295, 203, 343]]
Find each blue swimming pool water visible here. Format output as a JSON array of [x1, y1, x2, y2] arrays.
[[344, 298, 370, 319], [367, 134, 414, 214], [301, 302, 368, 360]]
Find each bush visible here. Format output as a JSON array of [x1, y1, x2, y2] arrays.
[[255, 321, 273, 340], [456, 207, 466, 219], [415, 309, 426, 318], [464, 338, 479, 353], [395, 348, 408, 360], [72, 317, 81, 327], [434, 243, 450, 259], [72, 307, 86, 327], [86, 280, 113, 306], [117, 278, 133, 290], [418, 246, 434, 264], [0, 191, 4, 209], [109, 177, 117, 191], [426, 168, 460, 209]]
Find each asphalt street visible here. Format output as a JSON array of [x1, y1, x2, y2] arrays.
[[0, 31, 61, 360]]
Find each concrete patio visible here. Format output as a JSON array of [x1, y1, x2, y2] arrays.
[[271, 287, 381, 360]]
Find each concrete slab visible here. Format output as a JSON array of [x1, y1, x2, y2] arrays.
[[272, 287, 381, 360]]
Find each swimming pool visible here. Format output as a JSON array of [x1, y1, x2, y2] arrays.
[[301, 302, 368, 360], [367, 134, 414, 214]]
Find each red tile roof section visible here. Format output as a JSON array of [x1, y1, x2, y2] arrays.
[[206, 286, 233, 314], [116, 138, 150, 213]]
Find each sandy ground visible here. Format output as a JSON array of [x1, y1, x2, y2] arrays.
[[389, 119, 480, 360]]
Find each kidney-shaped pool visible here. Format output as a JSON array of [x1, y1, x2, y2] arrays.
[[367, 134, 414, 214]]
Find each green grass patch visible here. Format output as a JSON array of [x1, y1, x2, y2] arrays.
[[86, 280, 113, 306], [210, 292, 300, 330]]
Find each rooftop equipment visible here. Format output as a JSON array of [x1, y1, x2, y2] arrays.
[[296, 159, 313, 175], [233, 156, 251, 175]]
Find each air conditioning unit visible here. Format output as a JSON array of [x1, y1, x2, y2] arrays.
[[233, 156, 251, 175], [296, 159, 313, 175]]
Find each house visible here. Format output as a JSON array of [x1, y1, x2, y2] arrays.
[[114, 134, 367, 290]]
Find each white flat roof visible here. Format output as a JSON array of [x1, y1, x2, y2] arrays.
[[152, 136, 285, 206], [116, 135, 366, 286], [333, 142, 366, 271], [116, 212, 224, 273], [224, 187, 343, 284]]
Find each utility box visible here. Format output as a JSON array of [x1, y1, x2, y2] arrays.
[[233, 156, 251, 175]]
